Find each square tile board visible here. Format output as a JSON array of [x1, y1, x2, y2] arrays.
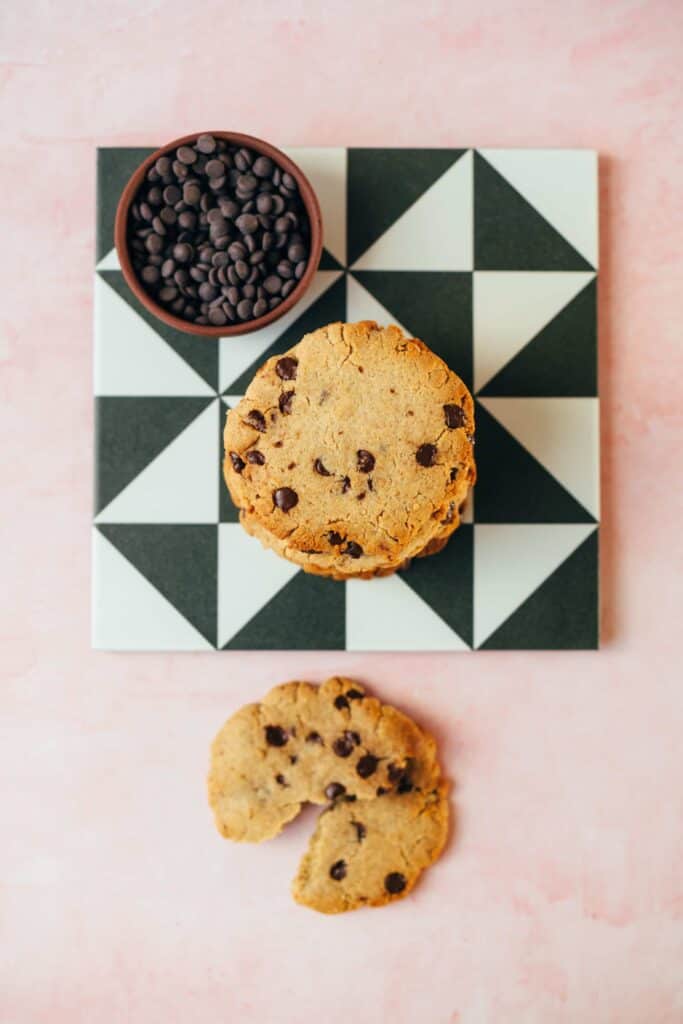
[[93, 146, 599, 650]]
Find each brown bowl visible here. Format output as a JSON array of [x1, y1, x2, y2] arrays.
[[114, 131, 323, 337]]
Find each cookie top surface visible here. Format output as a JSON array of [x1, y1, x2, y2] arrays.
[[208, 677, 436, 843], [223, 321, 475, 566]]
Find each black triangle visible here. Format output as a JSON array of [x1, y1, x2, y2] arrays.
[[481, 529, 598, 649], [223, 274, 347, 394], [401, 525, 473, 647], [95, 396, 212, 513], [98, 270, 218, 392], [480, 279, 597, 397], [352, 271, 472, 390], [474, 152, 594, 271], [97, 524, 218, 646], [219, 399, 240, 523], [96, 147, 154, 262], [348, 149, 466, 266], [223, 570, 345, 650], [474, 402, 595, 523], [319, 248, 343, 270]]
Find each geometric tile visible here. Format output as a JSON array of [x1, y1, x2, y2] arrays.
[[473, 271, 595, 393], [401, 525, 474, 647], [474, 151, 594, 272], [346, 573, 469, 651], [287, 146, 347, 266], [473, 523, 597, 647], [218, 400, 239, 524], [96, 147, 153, 262], [480, 277, 597, 397], [346, 274, 410, 336], [479, 397, 600, 519], [479, 148, 599, 268], [352, 151, 473, 271]]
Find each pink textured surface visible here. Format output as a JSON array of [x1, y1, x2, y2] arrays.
[[2, 1, 682, 1020]]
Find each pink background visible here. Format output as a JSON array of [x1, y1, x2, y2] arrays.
[[2, 1, 683, 1020]]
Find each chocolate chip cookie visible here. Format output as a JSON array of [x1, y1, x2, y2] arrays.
[[208, 677, 433, 843], [223, 321, 475, 579], [208, 677, 449, 912]]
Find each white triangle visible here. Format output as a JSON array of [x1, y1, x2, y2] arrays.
[[473, 271, 595, 392], [346, 274, 410, 335], [286, 146, 346, 265], [218, 270, 342, 393], [96, 247, 121, 270], [352, 151, 473, 271], [92, 529, 212, 650], [96, 400, 219, 523], [480, 397, 600, 518], [94, 275, 214, 397], [346, 573, 470, 651], [474, 523, 596, 647], [217, 525, 300, 647], [479, 149, 598, 268]]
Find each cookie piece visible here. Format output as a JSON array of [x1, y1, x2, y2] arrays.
[[208, 678, 436, 843], [223, 321, 475, 578], [292, 781, 449, 914]]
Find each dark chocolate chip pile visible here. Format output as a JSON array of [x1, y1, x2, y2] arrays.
[[127, 134, 310, 327]]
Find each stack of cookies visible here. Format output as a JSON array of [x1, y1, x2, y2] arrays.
[[223, 321, 475, 579], [208, 677, 448, 914]]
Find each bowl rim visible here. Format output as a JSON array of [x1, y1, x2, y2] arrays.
[[114, 130, 323, 338]]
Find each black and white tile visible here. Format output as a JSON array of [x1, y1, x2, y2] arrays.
[[93, 146, 599, 651]]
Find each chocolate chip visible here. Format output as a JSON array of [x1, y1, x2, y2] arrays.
[[278, 390, 294, 415], [177, 145, 197, 165], [229, 451, 245, 473], [334, 695, 350, 711], [264, 724, 288, 746], [341, 476, 351, 494], [387, 763, 404, 784], [275, 773, 288, 786], [327, 531, 343, 546], [444, 403, 466, 428], [450, 467, 459, 482], [376, 787, 388, 796], [356, 450, 375, 473], [246, 450, 265, 465], [397, 776, 414, 794], [314, 458, 331, 476], [245, 410, 266, 432], [325, 782, 346, 800], [306, 731, 323, 744], [356, 754, 378, 778], [342, 541, 363, 559], [264, 274, 282, 295], [329, 860, 347, 881], [353, 821, 367, 842], [384, 872, 407, 895], [276, 356, 298, 380], [333, 735, 354, 758], [289, 755, 298, 764], [416, 443, 437, 467], [346, 689, 364, 700], [196, 133, 216, 154], [273, 487, 298, 512]]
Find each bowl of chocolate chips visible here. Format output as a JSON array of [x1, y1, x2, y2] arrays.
[[115, 131, 322, 336]]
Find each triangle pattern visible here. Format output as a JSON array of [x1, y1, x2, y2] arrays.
[[481, 278, 597, 397], [218, 525, 300, 646], [222, 273, 346, 394], [97, 524, 217, 646], [346, 275, 410, 335], [473, 271, 595, 393], [98, 270, 218, 391], [92, 529, 212, 650], [219, 400, 239, 524], [223, 560, 346, 650], [319, 249, 343, 271], [352, 151, 473, 271], [473, 401, 594, 523], [346, 573, 469, 651], [96, 147, 154, 261], [481, 529, 598, 649], [96, 247, 120, 271], [352, 271, 472, 390], [347, 148, 465, 265], [94, 275, 214, 397], [480, 149, 598, 268], [480, 397, 600, 519], [96, 399, 219, 523], [474, 152, 593, 271], [401, 525, 473, 647], [95, 396, 212, 513], [474, 523, 596, 647], [218, 271, 341, 393], [286, 146, 347, 266]]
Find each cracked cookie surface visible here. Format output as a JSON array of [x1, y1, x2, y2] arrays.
[[223, 320, 475, 578]]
